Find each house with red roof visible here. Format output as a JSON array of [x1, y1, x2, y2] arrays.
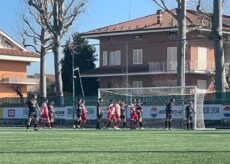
[[0, 29, 40, 98], [81, 9, 230, 91]]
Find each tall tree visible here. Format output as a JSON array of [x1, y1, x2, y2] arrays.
[[62, 33, 98, 96], [21, 0, 52, 99], [212, 0, 226, 92], [197, 0, 227, 92], [152, 0, 186, 87], [28, 0, 87, 105]]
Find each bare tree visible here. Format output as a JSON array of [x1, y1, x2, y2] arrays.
[[212, 0, 226, 92], [152, 0, 187, 87], [21, 0, 52, 99], [28, 0, 87, 105], [11, 85, 24, 105], [197, 0, 227, 92]]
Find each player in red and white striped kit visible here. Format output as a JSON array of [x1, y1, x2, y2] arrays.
[[113, 100, 121, 130], [40, 98, 51, 129], [130, 99, 139, 129], [104, 100, 115, 128], [80, 99, 88, 128]]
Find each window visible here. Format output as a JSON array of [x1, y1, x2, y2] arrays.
[[103, 51, 108, 66], [197, 80, 207, 90], [198, 47, 207, 71], [108, 50, 121, 65], [133, 81, 143, 95], [133, 49, 143, 64], [133, 34, 143, 40], [108, 82, 112, 88], [167, 47, 177, 71], [108, 36, 117, 42], [133, 81, 143, 88], [168, 31, 178, 36]]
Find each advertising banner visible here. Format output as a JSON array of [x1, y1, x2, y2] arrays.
[[1, 104, 229, 120]]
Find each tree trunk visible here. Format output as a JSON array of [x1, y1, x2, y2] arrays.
[[53, 34, 64, 106], [39, 28, 47, 99], [177, 1, 186, 87], [212, 0, 226, 92]]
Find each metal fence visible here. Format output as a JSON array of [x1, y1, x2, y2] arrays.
[[1, 92, 230, 108], [0, 96, 98, 108]]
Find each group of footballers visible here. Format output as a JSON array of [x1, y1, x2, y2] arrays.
[[26, 95, 195, 131], [165, 98, 196, 130], [95, 98, 144, 130], [74, 97, 196, 130], [96, 98, 195, 130], [25, 94, 56, 132]]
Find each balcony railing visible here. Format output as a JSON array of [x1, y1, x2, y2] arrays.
[[0, 74, 39, 85], [149, 60, 216, 73]]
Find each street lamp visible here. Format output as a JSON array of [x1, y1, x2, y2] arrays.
[[69, 43, 85, 127], [74, 67, 85, 97]]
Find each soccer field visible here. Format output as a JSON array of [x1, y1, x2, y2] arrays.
[[0, 128, 230, 164]]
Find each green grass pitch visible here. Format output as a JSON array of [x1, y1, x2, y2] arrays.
[[0, 128, 230, 164]]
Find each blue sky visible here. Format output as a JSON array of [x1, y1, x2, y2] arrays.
[[0, 0, 178, 75]]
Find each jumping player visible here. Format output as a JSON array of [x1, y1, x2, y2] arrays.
[[165, 98, 175, 130], [25, 94, 39, 132], [185, 100, 196, 130]]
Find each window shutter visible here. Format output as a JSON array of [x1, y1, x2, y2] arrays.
[[103, 51, 108, 66], [116, 50, 121, 65]]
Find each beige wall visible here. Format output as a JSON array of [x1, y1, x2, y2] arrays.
[[0, 84, 27, 97], [0, 60, 28, 78], [0, 60, 29, 98]]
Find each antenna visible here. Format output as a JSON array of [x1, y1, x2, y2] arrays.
[[129, 0, 132, 20]]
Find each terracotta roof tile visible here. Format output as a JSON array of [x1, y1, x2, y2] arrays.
[[0, 48, 39, 58], [82, 9, 230, 36]]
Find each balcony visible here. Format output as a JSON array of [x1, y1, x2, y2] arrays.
[[149, 60, 215, 74], [0, 74, 39, 85]]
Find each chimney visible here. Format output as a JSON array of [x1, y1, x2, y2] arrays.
[[156, 9, 162, 24]]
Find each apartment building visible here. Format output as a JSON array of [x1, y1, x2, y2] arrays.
[[81, 9, 230, 91]]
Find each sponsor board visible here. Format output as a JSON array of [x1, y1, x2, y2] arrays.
[[0, 104, 229, 120], [8, 109, 15, 117], [0, 108, 3, 118], [223, 105, 230, 118], [203, 105, 222, 120], [3, 108, 25, 119]]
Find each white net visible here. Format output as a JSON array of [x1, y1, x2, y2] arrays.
[[98, 86, 205, 129]]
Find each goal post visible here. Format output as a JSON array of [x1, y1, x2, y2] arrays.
[[98, 86, 206, 129]]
